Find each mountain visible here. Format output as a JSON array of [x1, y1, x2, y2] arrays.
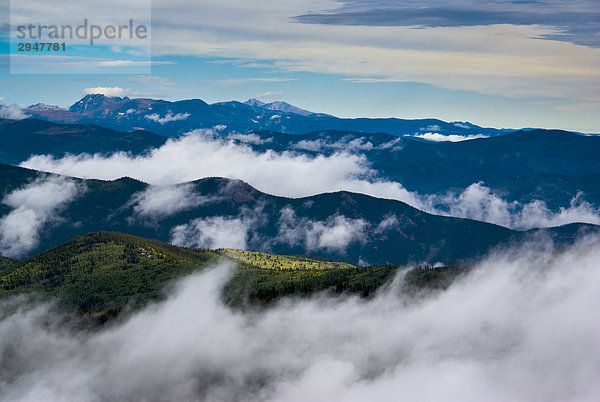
[[0, 165, 595, 265], [3, 117, 598, 209], [0, 232, 217, 315], [25, 94, 506, 137], [0, 118, 166, 164], [68, 94, 130, 114], [224, 128, 600, 208], [0, 231, 402, 318], [244, 98, 315, 116]]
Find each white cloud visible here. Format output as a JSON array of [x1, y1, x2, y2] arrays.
[[256, 91, 285, 100], [423, 183, 600, 230], [129, 184, 216, 220], [453, 122, 471, 129], [412, 132, 489, 142], [20, 130, 404, 200], [0, 176, 84, 258], [292, 137, 374, 152], [374, 213, 399, 233], [170, 204, 267, 250], [0, 104, 29, 120], [276, 206, 368, 253], [171, 216, 250, 249], [19, 132, 600, 230], [83, 86, 130, 97], [421, 124, 441, 132], [226, 133, 274, 145], [1, 235, 600, 401], [145, 112, 191, 124]]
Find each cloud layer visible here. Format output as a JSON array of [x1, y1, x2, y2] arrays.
[[20, 130, 600, 231], [1, 235, 600, 401], [412, 132, 489, 142], [424, 183, 600, 230]]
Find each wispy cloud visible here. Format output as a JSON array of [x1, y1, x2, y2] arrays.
[[0, 176, 84, 258], [145, 112, 191, 124], [0, 104, 29, 120], [129, 184, 216, 220], [295, 0, 600, 47]]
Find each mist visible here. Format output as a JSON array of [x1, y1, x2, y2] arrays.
[[1, 235, 600, 401]]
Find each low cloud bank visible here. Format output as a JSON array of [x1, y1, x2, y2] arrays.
[[412, 132, 489, 142], [0, 176, 84, 258], [0, 104, 29, 120], [19, 130, 599, 230], [1, 235, 600, 401], [424, 183, 600, 230]]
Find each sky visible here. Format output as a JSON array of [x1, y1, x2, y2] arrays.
[[0, 0, 599, 132]]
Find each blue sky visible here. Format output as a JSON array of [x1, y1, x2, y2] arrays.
[[1, 0, 599, 132]]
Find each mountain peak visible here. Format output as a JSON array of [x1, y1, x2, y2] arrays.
[[244, 98, 314, 116], [69, 94, 129, 114], [26, 103, 64, 112], [244, 98, 266, 107]]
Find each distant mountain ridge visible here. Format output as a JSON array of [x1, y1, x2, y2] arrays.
[[25, 94, 507, 137], [2, 118, 598, 209], [0, 118, 165, 165]]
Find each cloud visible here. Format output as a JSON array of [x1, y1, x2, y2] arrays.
[[20, 129, 401, 200], [129, 184, 216, 220], [19, 131, 599, 230], [423, 182, 600, 230], [453, 122, 471, 129], [275, 206, 368, 253], [0, 104, 30, 120], [171, 216, 251, 249], [294, 0, 600, 47], [412, 132, 489, 142], [292, 137, 375, 152], [255, 91, 284, 100], [0, 176, 84, 258], [170, 204, 267, 250], [226, 133, 274, 145], [144, 0, 600, 108], [145, 112, 191, 124], [1, 235, 600, 400], [421, 124, 441, 131], [83, 86, 130, 97]]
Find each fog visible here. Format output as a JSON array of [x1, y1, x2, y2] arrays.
[[1, 235, 600, 401]]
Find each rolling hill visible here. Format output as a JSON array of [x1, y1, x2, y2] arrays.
[[0, 232, 403, 319]]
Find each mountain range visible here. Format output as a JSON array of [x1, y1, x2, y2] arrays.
[[0, 164, 595, 265], [2, 116, 598, 209], [25, 94, 507, 137]]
